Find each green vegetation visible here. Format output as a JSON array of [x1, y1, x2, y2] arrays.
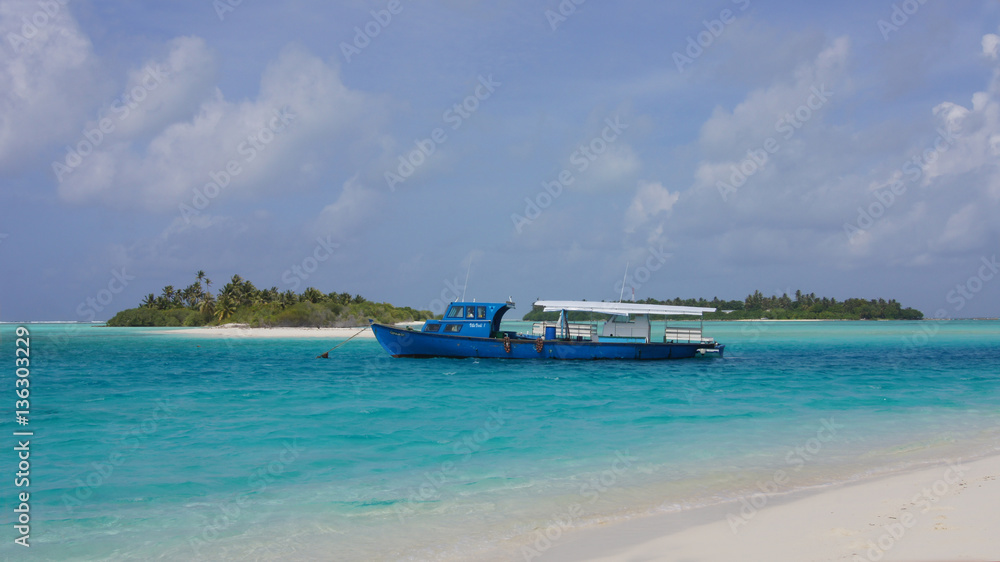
[[106, 271, 434, 327], [522, 290, 924, 321]]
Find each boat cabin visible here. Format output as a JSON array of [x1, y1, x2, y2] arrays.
[[421, 301, 514, 338], [532, 300, 717, 344]]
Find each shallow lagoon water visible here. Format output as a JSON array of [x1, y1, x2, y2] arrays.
[[2, 321, 998, 560]]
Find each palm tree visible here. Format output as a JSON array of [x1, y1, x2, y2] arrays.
[[303, 287, 324, 303], [264, 287, 279, 304], [181, 283, 201, 308], [215, 295, 236, 322], [142, 293, 156, 308], [250, 291, 264, 307], [241, 280, 257, 306], [199, 293, 216, 317], [161, 285, 175, 306], [195, 270, 207, 299], [220, 283, 239, 303]]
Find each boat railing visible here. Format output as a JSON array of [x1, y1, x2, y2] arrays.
[[531, 322, 598, 340], [663, 327, 704, 343]]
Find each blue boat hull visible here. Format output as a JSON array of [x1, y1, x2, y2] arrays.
[[370, 323, 724, 360]]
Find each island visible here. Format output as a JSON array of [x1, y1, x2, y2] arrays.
[[106, 271, 434, 327], [523, 290, 924, 321]]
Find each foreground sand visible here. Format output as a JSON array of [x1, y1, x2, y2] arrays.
[[541, 454, 1000, 562]]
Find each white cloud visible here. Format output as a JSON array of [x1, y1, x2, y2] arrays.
[[572, 143, 641, 192], [57, 43, 387, 213], [924, 89, 1000, 195], [657, 31, 1000, 271], [935, 203, 984, 254], [310, 174, 383, 240], [111, 36, 219, 139], [696, 36, 850, 163], [625, 180, 679, 233], [983, 34, 1000, 59], [0, 0, 105, 169]]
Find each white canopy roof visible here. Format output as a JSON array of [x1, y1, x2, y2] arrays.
[[533, 300, 716, 317]]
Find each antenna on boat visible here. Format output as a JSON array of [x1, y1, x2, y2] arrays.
[[619, 262, 629, 303], [461, 259, 473, 302]]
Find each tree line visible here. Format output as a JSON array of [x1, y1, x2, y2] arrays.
[[523, 290, 924, 321], [106, 271, 434, 327]]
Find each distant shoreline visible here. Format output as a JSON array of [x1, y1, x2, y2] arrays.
[[3, 317, 998, 326], [142, 323, 420, 339]]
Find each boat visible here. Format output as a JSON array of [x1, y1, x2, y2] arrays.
[[369, 299, 724, 360]]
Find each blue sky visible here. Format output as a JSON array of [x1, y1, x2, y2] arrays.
[[2, 0, 1000, 320]]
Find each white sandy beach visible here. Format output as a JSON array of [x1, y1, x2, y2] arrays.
[[146, 323, 421, 338], [541, 454, 1000, 562]]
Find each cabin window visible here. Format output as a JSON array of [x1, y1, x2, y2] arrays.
[[447, 306, 464, 318], [467, 307, 476, 318], [477, 306, 487, 319], [444, 324, 462, 333], [423, 323, 441, 332]]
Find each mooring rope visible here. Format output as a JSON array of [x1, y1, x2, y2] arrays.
[[317, 327, 369, 358]]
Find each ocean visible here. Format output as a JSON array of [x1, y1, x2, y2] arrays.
[[2, 320, 998, 561]]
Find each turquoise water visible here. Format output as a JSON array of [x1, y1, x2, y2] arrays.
[[1, 321, 999, 560]]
